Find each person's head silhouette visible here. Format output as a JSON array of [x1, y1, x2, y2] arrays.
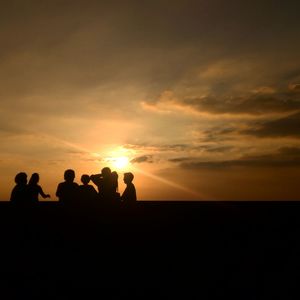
[[111, 171, 118, 178], [15, 172, 28, 185], [123, 172, 134, 184], [64, 169, 75, 182], [111, 171, 118, 181], [29, 173, 39, 185], [101, 167, 111, 178], [81, 174, 90, 185]]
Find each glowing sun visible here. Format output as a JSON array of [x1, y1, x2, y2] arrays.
[[112, 156, 130, 169]]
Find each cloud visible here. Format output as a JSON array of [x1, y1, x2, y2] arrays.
[[124, 143, 190, 152], [177, 147, 300, 169], [126, 142, 234, 156], [201, 145, 233, 153], [243, 112, 300, 138], [168, 157, 192, 163], [201, 127, 238, 142], [65, 149, 87, 155], [147, 91, 300, 116], [130, 155, 153, 164]]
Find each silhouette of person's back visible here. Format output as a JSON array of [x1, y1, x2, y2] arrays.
[[90, 167, 114, 201], [79, 174, 98, 202], [28, 173, 50, 203], [56, 169, 79, 205], [111, 171, 120, 202], [121, 172, 137, 205], [10, 172, 30, 204]]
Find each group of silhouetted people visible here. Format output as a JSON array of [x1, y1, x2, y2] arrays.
[[10, 167, 136, 207], [10, 172, 50, 204]]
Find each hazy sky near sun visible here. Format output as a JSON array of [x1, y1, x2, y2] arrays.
[[1, 0, 300, 200]]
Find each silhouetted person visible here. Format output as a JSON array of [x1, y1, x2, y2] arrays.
[[28, 173, 50, 203], [121, 172, 137, 205], [79, 174, 98, 202], [111, 171, 120, 201], [10, 172, 30, 204], [56, 169, 79, 204], [90, 167, 114, 201]]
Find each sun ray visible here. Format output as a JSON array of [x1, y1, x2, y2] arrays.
[[131, 165, 203, 199]]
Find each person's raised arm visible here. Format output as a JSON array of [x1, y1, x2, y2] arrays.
[[90, 174, 101, 186]]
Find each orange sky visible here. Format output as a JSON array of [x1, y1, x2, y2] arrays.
[[1, 1, 300, 200]]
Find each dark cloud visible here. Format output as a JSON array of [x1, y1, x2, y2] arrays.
[[126, 142, 233, 154], [168, 157, 192, 163], [201, 127, 238, 142], [165, 144, 190, 151], [130, 155, 153, 164], [244, 147, 300, 161], [175, 92, 300, 115], [243, 112, 300, 138], [279, 146, 300, 156], [124, 143, 189, 152], [65, 149, 87, 155], [201, 146, 233, 153], [1, 0, 300, 104], [178, 147, 300, 169]]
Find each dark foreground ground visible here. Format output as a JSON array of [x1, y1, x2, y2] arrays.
[[1, 201, 300, 298]]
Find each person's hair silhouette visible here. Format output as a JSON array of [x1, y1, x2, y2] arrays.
[[121, 172, 137, 204], [56, 169, 79, 204], [79, 174, 98, 202], [10, 172, 30, 204], [28, 173, 50, 202]]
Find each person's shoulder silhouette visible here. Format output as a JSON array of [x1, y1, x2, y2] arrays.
[[56, 169, 79, 204], [10, 172, 30, 204], [121, 172, 137, 205]]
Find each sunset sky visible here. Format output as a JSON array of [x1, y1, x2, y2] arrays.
[[1, 0, 300, 200]]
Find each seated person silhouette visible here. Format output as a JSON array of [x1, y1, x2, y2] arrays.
[[79, 174, 98, 202], [56, 169, 79, 204], [121, 172, 137, 205], [10, 172, 30, 204], [90, 167, 114, 201], [28, 173, 50, 203]]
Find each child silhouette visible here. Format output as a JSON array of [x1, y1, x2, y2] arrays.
[[56, 169, 79, 204], [10, 172, 30, 204], [79, 174, 98, 201], [121, 172, 137, 204]]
